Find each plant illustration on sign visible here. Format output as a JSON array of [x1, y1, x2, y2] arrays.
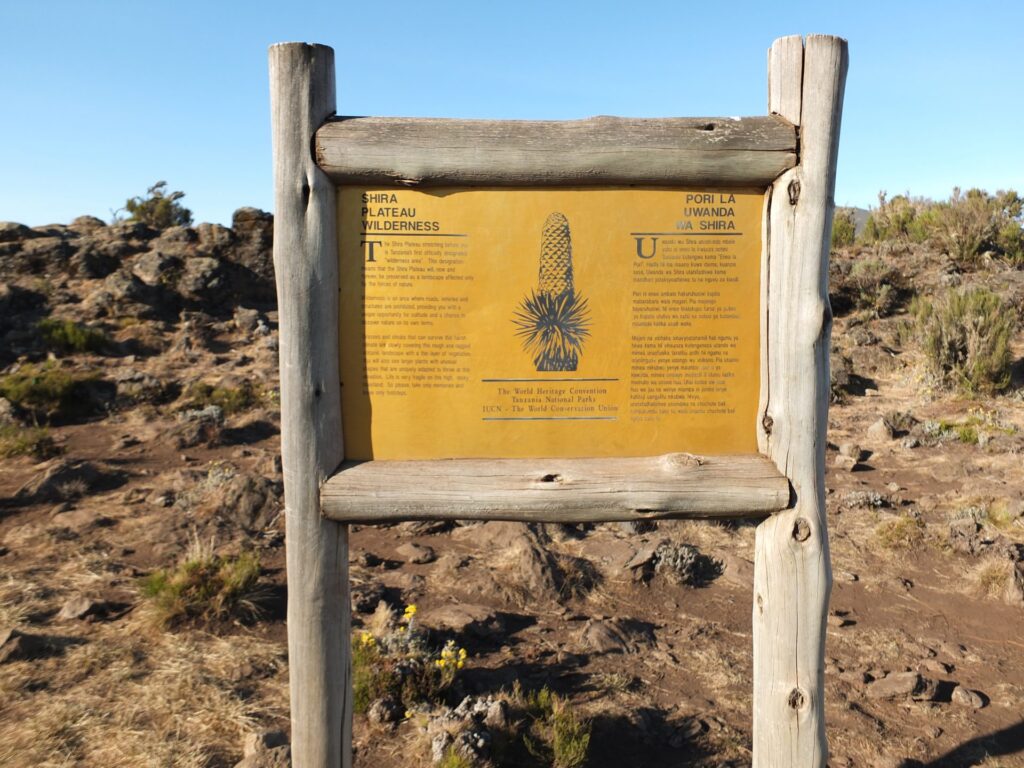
[[513, 212, 591, 371]]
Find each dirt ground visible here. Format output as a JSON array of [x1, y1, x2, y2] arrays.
[[1, 227, 1023, 767]]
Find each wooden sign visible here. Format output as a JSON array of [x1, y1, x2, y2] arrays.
[[270, 34, 847, 768], [339, 187, 762, 459]]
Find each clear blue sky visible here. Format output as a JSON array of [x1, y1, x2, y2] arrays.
[[2, 1, 1020, 227]]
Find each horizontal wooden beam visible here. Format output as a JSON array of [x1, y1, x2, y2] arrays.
[[315, 115, 797, 188], [320, 453, 791, 523]]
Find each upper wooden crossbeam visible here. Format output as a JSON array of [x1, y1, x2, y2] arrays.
[[315, 115, 797, 188]]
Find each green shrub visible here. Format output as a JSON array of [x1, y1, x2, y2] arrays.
[[0, 363, 95, 420], [842, 257, 905, 317], [0, 424, 60, 459], [123, 181, 192, 229], [37, 318, 108, 355], [181, 379, 263, 415], [909, 286, 1017, 394], [518, 685, 591, 768], [141, 541, 263, 628], [436, 749, 474, 768], [351, 604, 466, 715], [926, 188, 1024, 266], [860, 192, 930, 244], [831, 208, 856, 249]]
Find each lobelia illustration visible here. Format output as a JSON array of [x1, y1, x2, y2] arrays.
[[513, 212, 592, 372]]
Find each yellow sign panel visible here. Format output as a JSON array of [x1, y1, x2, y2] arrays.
[[338, 187, 762, 460]]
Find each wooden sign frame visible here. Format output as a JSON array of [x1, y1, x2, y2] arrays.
[[269, 34, 847, 768]]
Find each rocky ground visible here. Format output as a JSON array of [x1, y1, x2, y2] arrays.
[[0, 216, 1022, 767]]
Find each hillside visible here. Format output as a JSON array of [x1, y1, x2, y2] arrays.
[[0, 201, 1023, 768]]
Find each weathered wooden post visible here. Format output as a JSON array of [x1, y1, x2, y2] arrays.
[[269, 43, 351, 768], [753, 35, 847, 767], [270, 33, 845, 768]]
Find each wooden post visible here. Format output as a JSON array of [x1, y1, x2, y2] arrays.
[[269, 43, 351, 768], [753, 35, 847, 767]]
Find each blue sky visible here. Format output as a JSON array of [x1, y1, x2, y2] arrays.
[[2, 1, 1021, 227]]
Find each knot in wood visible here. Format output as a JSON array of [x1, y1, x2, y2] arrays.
[[787, 179, 801, 205], [792, 518, 811, 542], [787, 688, 806, 710], [761, 414, 774, 434], [661, 452, 703, 471]]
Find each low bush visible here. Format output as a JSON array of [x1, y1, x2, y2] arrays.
[[37, 318, 109, 355], [352, 604, 466, 715], [831, 257, 907, 317], [141, 539, 263, 628], [831, 208, 856, 249], [0, 363, 97, 421], [180, 379, 263, 415], [860, 192, 930, 245], [0, 424, 59, 459], [926, 188, 1024, 267], [122, 181, 193, 229], [908, 286, 1017, 394], [517, 684, 591, 768]]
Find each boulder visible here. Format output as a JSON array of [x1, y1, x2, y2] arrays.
[[579, 617, 654, 654], [177, 256, 226, 304], [419, 604, 504, 639], [951, 685, 986, 709], [196, 222, 235, 255], [866, 417, 894, 442], [17, 459, 102, 502], [69, 215, 108, 234], [865, 671, 937, 701], [396, 542, 436, 564], [0, 222, 34, 243], [368, 697, 403, 726], [133, 251, 182, 286], [171, 405, 224, 448]]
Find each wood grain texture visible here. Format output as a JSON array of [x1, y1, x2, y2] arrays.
[[321, 454, 790, 523], [752, 35, 847, 768], [269, 42, 351, 768], [315, 115, 796, 187]]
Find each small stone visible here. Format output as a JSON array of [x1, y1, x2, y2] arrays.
[[835, 570, 859, 582], [420, 604, 504, 638], [484, 699, 509, 730], [242, 730, 288, 757], [357, 551, 383, 568], [828, 612, 853, 628], [234, 306, 261, 333], [919, 659, 952, 676], [833, 455, 858, 471], [951, 685, 986, 709], [865, 671, 935, 701], [902, 436, 921, 449], [838, 442, 861, 459], [867, 417, 894, 442], [368, 697, 403, 725], [579, 618, 654, 654], [396, 542, 437, 565], [57, 595, 101, 621]]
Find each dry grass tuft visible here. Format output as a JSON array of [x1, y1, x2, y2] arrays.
[[875, 515, 927, 550], [970, 558, 1014, 600], [0, 618, 288, 768], [140, 536, 264, 629]]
